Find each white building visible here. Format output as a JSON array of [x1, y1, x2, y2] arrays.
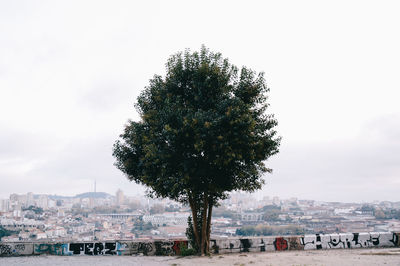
[[0, 199, 10, 212], [116, 189, 124, 205], [36, 195, 49, 209], [0, 218, 44, 230], [143, 212, 190, 226]]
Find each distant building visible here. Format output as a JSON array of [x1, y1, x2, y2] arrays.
[[143, 212, 190, 226], [237, 212, 264, 222], [272, 196, 281, 206], [37, 195, 49, 210], [0, 199, 10, 212], [97, 213, 142, 220], [0, 218, 44, 230], [116, 189, 124, 205], [27, 192, 34, 207]]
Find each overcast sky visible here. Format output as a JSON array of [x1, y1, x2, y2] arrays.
[[1, 0, 399, 202]]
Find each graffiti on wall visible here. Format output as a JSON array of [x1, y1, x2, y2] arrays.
[[0, 244, 12, 255], [211, 237, 288, 254], [154, 240, 174, 255], [251, 238, 271, 252], [67, 242, 117, 255], [327, 235, 345, 249], [34, 243, 67, 255], [288, 237, 304, 250], [1, 231, 399, 257], [240, 239, 252, 252], [390, 233, 399, 246], [301, 232, 400, 251], [120, 240, 185, 256], [136, 242, 155, 255], [117, 242, 154, 255], [0, 243, 34, 256], [273, 237, 288, 251]]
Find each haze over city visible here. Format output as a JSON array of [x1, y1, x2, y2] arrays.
[[1, 0, 399, 202]]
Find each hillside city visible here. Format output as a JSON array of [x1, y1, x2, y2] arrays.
[[1, 190, 400, 242]]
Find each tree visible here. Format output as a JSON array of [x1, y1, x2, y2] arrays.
[[263, 209, 281, 221], [0, 226, 17, 240], [213, 206, 237, 219], [374, 208, 386, 219], [113, 46, 280, 255], [150, 203, 165, 214]]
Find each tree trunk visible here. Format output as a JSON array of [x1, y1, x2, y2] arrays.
[[200, 194, 208, 256], [188, 196, 201, 249], [205, 197, 213, 254]]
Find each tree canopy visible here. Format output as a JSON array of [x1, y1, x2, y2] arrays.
[[113, 46, 280, 254]]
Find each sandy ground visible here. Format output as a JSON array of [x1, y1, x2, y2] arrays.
[[1, 248, 400, 266]]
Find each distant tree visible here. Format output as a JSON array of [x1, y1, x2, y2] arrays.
[[131, 217, 156, 233], [391, 209, 400, 219], [213, 206, 237, 219], [113, 46, 280, 255], [360, 204, 374, 212], [22, 205, 43, 214], [150, 203, 165, 214], [260, 205, 281, 212], [127, 201, 142, 211], [263, 209, 281, 221], [0, 226, 17, 240], [165, 205, 180, 212], [374, 208, 386, 219], [236, 225, 304, 236]]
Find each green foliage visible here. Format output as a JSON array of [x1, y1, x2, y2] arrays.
[[263, 209, 282, 221], [213, 206, 237, 218], [0, 226, 17, 240], [236, 225, 304, 236], [165, 205, 180, 212], [185, 216, 200, 254], [357, 204, 400, 220], [260, 205, 281, 212], [360, 205, 374, 212], [131, 217, 156, 233], [150, 203, 165, 214], [113, 46, 280, 254], [179, 242, 197, 256], [374, 208, 386, 219], [373, 208, 400, 219], [388, 209, 400, 219], [22, 205, 43, 214], [113, 45, 280, 202]]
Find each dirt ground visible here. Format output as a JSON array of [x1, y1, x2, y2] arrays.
[[1, 247, 400, 266]]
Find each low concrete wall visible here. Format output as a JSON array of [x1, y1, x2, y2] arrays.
[[1, 232, 399, 256], [0, 242, 34, 256]]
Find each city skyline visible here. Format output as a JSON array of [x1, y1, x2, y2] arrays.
[[1, 1, 399, 202], [1, 188, 398, 205]]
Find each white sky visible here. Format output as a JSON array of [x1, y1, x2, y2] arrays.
[[0, 0, 399, 202]]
